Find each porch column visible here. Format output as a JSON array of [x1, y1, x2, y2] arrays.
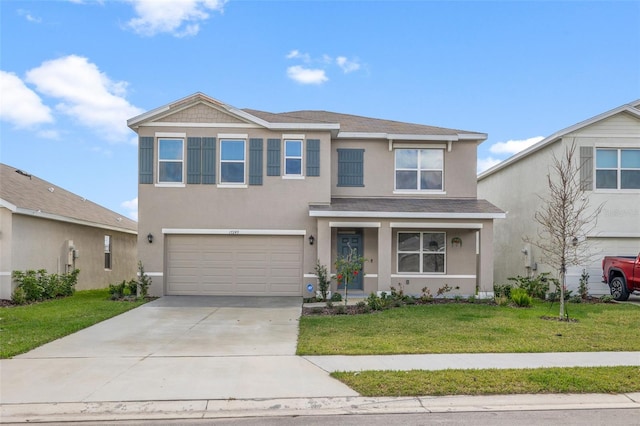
[[478, 220, 495, 298], [316, 218, 331, 273], [377, 222, 392, 292]]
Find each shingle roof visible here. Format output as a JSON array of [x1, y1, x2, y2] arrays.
[[244, 109, 474, 136], [0, 164, 137, 232], [309, 198, 504, 218]]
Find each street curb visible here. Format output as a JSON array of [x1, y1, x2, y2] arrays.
[[2, 393, 640, 423]]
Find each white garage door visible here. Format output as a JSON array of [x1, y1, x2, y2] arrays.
[[166, 235, 303, 296]]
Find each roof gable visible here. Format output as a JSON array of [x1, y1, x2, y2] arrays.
[[0, 164, 137, 233], [478, 100, 640, 180]]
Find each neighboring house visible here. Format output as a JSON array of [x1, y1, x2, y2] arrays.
[[478, 100, 640, 294], [0, 163, 138, 300], [127, 93, 504, 298]]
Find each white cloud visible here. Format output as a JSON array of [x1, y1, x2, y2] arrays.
[[477, 156, 503, 174], [37, 129, 61, 140], [286, 66, 328, 85], [121, 197, 138, 221], [489, 136, 544, 155], [18, 9, 42, 23], [286, 50, 311, 62], [0, 70, 54, 128], [25, 55, 143, 142], [336, 56, 361, 73], [125, 0, 226, 37]]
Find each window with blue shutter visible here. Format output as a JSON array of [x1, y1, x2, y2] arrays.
[[249, 138, 263, 185], [307, 139, 320, 176], [139, 136, 154, 184], [202, 137, 216, 184], [337, 149, 364, 187], [267, 139, 281, 176], [187, 137, 202, 184]]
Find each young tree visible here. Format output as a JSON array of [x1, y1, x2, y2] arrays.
[[528, 143, 601, 320]]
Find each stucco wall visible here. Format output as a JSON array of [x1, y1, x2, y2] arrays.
[[1, 214, 137, 299], [331, 139, 478, 198]]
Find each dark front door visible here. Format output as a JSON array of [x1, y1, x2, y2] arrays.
[[337, 232, 363, 290]]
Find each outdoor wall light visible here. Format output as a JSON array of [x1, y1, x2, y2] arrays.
[[147, 233, 154, 244], [308, 235, 315, 245]]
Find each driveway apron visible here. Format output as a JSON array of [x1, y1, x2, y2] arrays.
[[0, 296, 357, 404]]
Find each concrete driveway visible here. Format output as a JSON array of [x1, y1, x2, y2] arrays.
[[0, 296, 357, 404]]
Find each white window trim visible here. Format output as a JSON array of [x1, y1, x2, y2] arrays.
[[219, 139, 247, 185], [595, 148, 640, 191], [397, 231, 446, 274], [284, 139, 304, 177], [158, 138, 185, 184], [394, 148, 444, 191]]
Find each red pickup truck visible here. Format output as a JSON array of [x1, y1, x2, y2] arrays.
[[602, 253, 640, 301]]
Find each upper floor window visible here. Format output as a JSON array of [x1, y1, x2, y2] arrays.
[[596, 148, 640, 190], [220, 139, 246, 184], [285, 140, 303, 176], [395, 149, 443, 191], [397, 232, 445, 274], [158, 138, 184, 183]]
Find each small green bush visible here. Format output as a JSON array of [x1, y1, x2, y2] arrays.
[[508, 274, 550, 300], [11, 286, 27, 305], [366, 293, 384, 311], [494, 283, 513, 299], [331, 292, 342, 302], [12, 269, 79, 304], [510, 287, 533, 307]]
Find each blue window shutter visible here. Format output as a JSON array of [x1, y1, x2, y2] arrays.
[[306, 139, 320, 176], [337, 149, 364, 187], [139, 136, 154, 184], [202, 137, 216, 184], [267, 139, 281, 176], [249, 138, 264, 185], [187, 137, 202, 184], [580, 146, 593, 191]]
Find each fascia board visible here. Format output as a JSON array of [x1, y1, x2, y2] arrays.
[[309, 211, 506, 219], [0, 198, 17, 212], [338, 132, 459, 141], [478, 103, 640, 181], [162, 228, 306, 236], [14, 208, 137, 235]]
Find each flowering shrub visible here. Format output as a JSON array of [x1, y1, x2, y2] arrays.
[[12, 269, 79, 304]]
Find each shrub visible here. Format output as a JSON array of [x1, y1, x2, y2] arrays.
[[494, 282, 513, 299], [330, 292, 342, 302], [578, 269, 589, 300], [510, 287, 533, 307], [420, 286, 433, 303], [137, 261, 152, 298], [11, 286, 27, 305], [366, 292, 384, 311], [496, 295, 510, 306], [508, 274, 550, 299], [12, 269, 79, 303], [314, 260, 331, 301]]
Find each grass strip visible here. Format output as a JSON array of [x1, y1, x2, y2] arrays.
[[298, 301, 640, 355], [332, 366, 640, 396], [0, 289, 147, 358]]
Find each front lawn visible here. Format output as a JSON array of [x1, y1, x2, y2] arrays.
[[297, 301, 640, 355], [332, 366, 640, 396], [0, 289, 147, 358]]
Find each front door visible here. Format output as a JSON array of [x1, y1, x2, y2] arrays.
[[337, 232, 363, 290]]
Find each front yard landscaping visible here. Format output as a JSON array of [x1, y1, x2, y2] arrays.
[[0, 288, 147, 358], [297, 300, 640, 355]]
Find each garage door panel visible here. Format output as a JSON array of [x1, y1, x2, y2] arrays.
[[167, 235, 302, 296]]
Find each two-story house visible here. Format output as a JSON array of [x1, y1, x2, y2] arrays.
[[127, 93, 504, 298], [478, 100, 640, 294]]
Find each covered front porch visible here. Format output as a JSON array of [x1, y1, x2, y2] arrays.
[[309, 198, 505, 298]]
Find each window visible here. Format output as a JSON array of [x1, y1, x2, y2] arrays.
[[104, 235, 112, 270], [596, 148, 640, 190], [285, 140, 303, 176], [220, 140, 246, 183], [158, 138, 184, 183], [397, 232, 445, 273], [395, 149, 443, 191]]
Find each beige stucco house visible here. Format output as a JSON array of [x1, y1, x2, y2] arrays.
[[478, 100, 640, 294], [0, 163, 138, 300], [128, 93, 504, 298]]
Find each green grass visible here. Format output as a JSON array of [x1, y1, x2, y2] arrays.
[[0, 289, 147, 358], [298, 301, 640, 355], [332, 366, 640, 396]]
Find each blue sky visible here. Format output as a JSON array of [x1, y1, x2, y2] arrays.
[[1, 0, 639, 221]]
